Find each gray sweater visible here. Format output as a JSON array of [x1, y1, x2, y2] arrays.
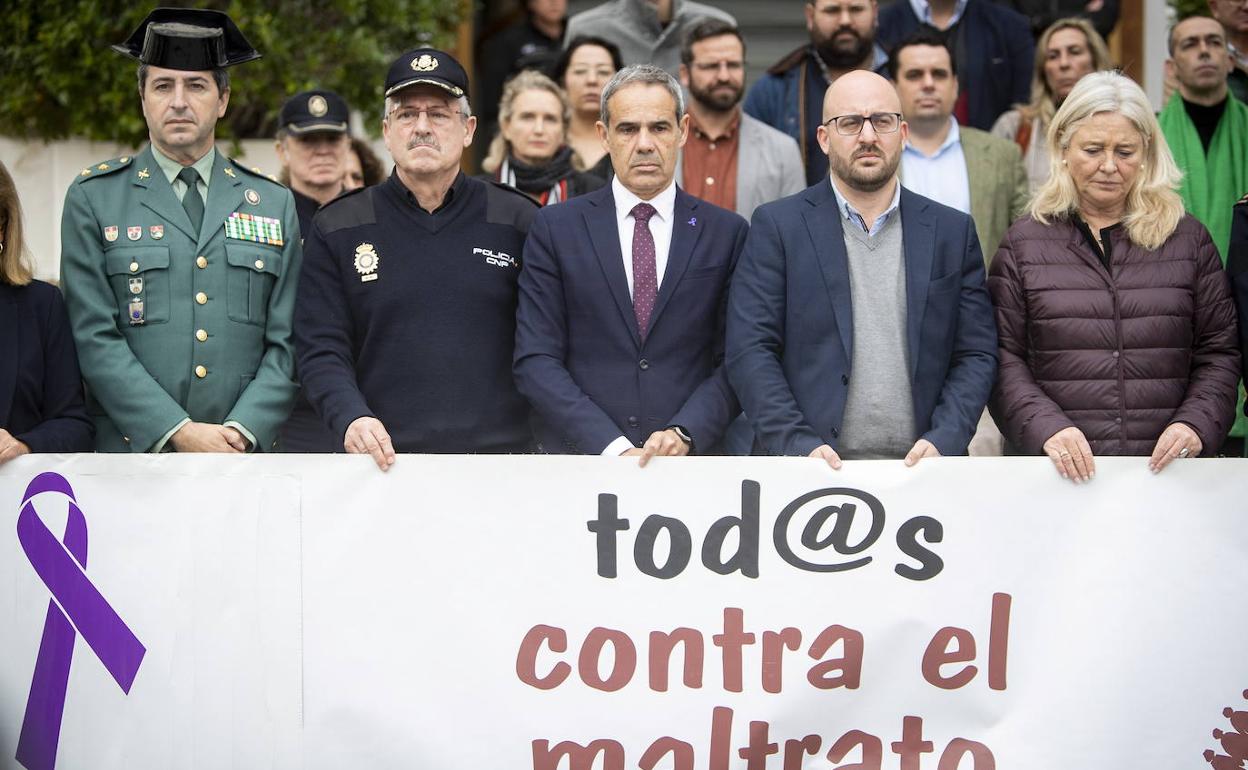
[[837, 212, 916, 459]]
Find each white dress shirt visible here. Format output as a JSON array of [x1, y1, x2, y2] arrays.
[[602, 176, 678, 456], [612, 176, 677, 296]]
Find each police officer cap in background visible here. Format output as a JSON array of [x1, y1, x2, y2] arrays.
[[385, 48, 471, 101], [279, 90, 350, 135], [112, 7, 261, 69]]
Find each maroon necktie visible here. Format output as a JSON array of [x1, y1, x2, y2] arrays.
[[631, 202, 658, 339]]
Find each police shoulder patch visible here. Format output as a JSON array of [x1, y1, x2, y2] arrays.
[[315, 185, 376, 235], [74, 154, 134, 183]]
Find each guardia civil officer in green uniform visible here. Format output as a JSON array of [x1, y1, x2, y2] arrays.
[[60, 8, 301, 453]]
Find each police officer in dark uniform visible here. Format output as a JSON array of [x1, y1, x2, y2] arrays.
[[276, 89, 352, 236], [274, 89, 352, 452], [294, 48, 539, 469], [60, 8, 300, 453]]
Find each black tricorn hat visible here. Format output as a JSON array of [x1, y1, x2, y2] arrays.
[[112, 8, 261, 70]]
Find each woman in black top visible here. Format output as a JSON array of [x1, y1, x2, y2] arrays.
[[0, 161, 93, 461]]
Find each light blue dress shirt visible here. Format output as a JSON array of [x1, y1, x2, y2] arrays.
[[829, 177, 902, 237], [901, 118, 970, 216]]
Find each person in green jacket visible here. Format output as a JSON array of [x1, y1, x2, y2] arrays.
[[60, 8, 301, 453]]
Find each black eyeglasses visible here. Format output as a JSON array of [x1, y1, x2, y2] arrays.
[[822, 112, 903, 136]]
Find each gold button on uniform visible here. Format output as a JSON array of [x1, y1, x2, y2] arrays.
[[129, 262, 139, 273], [196, 256, 208, 269], [195, 291, 207, 305], [194, 365, 207, 378], [254, 259, 264, 270], [195, 329, 208, 342]]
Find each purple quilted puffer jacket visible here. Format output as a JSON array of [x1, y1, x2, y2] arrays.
[[987, 214, 1240, 456]]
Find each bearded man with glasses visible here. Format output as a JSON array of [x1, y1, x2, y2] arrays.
[[294, 48, 540, 469], [727, 70, 997, 466]]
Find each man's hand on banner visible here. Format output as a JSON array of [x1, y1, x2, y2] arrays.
[[809, 444, 842, 470], [344, 416, 397, 471], [634, 429, 691, 467], [903, 438, 941, 467]]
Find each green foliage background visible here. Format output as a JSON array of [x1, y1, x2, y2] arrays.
[[1168, 0, 1210, 20], [0, 0, 462, 143]]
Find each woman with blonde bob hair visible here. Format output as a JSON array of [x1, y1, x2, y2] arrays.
[[481, 69, 604, 205], [988, 72, 1240, 483], [991, 17, 1113, 192], [0, 161, 93, 460]]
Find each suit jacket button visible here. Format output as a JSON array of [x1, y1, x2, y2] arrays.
[[841, 374, 849, 385], [628, 416, 640, 428], [195, 291, 208, 305], [196, 256, 208, 269], [831, 427, 839, 438], [639, 359, 649, 370], [194, 365, 207, 378]]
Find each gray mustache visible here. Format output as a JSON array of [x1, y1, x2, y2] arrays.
[[407, 134, 439, 150]]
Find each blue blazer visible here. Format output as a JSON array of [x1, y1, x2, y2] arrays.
[[515, 184, 747, 454], [877, 0, 1033, 132], [726, 182, 997, 457], [0, 281, 93, 452]]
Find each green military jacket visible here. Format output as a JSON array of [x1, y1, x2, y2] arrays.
[[60, 145, 302, 452]]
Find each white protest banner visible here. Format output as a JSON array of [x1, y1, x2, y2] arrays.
[[1, 455, 1246, 770]]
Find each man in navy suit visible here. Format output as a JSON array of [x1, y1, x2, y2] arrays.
[[515, 64, 747, 462], [726, 70, 996, 467], [876, 0, 1032, 132]]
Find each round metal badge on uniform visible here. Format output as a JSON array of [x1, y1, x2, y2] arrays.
[[354, 243, 380, 282], [245, 189, 260, 205], [308, 94, 328, 117]]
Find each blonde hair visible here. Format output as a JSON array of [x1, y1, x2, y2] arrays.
[[1019, 18, 1114, 127], [1030, 71, 1185, 251], [0, 161, 33, 287], [483, 70, 573, 174]]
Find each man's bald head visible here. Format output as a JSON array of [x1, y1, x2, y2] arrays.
[[817, 69, 907, 193], [823, 69, 902, 122]]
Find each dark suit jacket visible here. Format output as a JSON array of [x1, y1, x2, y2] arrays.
[[877, 0, 1033, 132], [0, 280, 93, 452], [726, 182, 998, 457], [514, 184, 747, 453]]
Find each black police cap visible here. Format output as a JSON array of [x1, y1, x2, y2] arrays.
[[384, 48, 469, 102], [112, 8, 260, 70], [280, 90, 350, 134]]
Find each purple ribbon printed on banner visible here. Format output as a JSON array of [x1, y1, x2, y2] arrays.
[[14, 472, 146, 770]]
